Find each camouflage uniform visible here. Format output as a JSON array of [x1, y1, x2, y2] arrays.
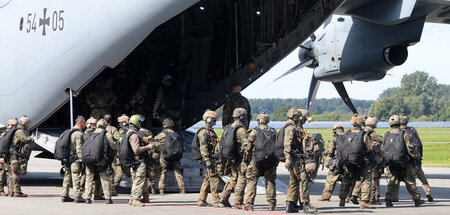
[[153, 85, 183, 134], [86, 87, 117, 119], [365, 127, 383, 203], [338, 128, 374, 204], [153, 129, 185, 193], [384, 127, 421, 202], [62, 125, 85, 198], [198, 126, 220, 205], [7, 127, 33, 196], [222, 92, 251, 128], [220, 120, 248, 206], [114, 125, 128, 187], [243, 124, 277, 208], [83, 128, 117, 200], [321, 131, 344, 200], [0, 130, 9, 195], [106, 124, 120, 191], [128, 127, 151, 204]]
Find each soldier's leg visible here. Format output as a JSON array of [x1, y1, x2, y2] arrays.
[[352, 179, 362, 197], [299, 165, 310, 204], [9, 160, 22, 194], [404, 166, 421, 201], [221, 166, 238, 200], [173, 161, 185, 192], [62, 165, 72, 197], [384, 167, 399, 202], [370, 170, 381, 202], [360, 168, 373, 202], [131, 162, 147, 201], [338, 171, 355, 200], [243, 162, 258, 206], [209, 168, 220, 204], [416, 165, 431, 195], [321, 169, 340, 200], [0, 167, 5, 193], [83, 168, 95, 200], [265, 165, 277, 206], [198, 168, 211, 203], [99, 166, 112, 199], [286, 167, 300, 202], [158, 161, 168, 192], [234, 163, 247, 205], [71, 162, 84, 197], [113, 161, 124, 188]]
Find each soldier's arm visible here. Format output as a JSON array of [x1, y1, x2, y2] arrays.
[[106, 133, 118, 151], [198, 130, 211, 162], [363, 133, 373, 154], [130, 133, 150, 156], [404, 132, 420, 159], [235, 127, 248, 155], [151, 132, 166, 152], [112, 128, 120, 141], [153, 88, 164, 113], [243, 97, 251, 121], [244, 130, 257, 162], [74, 132, 84, 159], [15, 129, 33, 144], [324, 136, 337, 157], [222, 98, 231, 126], [283, 126, 294, 161]]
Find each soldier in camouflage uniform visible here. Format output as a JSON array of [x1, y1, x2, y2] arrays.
[[104, 114, 120, 196], [128, 115, 152, 207], [0, 118, 18, 196], [400, 114, 433, 202], [243, 113, 277, 211], [84, 117, 102, 200], [222, 84, 251, 129], [197, 110, 220, 207], [86, 79, 117, 119], [6, 116, 34, 198], [61, 117, 86, 203], [83, 119, 117, 204], [153, 74, 184, 135], [318, 123, 344, 201], [384, 115, 423, 207], [337, 114, 375, 209], [219, 108, 249, 209], [152, 118, 185, 194], [112, 114, 129, 193], [364, 116, 383, 204]]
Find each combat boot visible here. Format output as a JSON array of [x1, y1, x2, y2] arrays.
[[268, 202, 276, 211], [14, 192, 28, 197], [212, 202, 221, 208], [159, 189, 164, 195], [415, 199, 424, 207], [339, 198, 346, 207], [142, 195, 150, 203], [180, 188, 186, 194], [426, 193, 434, 202], [106, 198, 113, 204], [360, 201, 375, 209], [294, 202, 303, 210], [9, 192, 14, 197], [385, 200, 393, 207], [351, 195, 359, 205], [285, 201, 299, 213], [74, 196, 86, 203], [303, 203, 317, 214], [0, 191, 8, 197], [243, 204, 253, 211], [111, 187, 118, 196], [94, 195, 106, 200], [318, 197, 330, 201], [219, 197, 232, 208], [86, 199, 92, 204], [234, 204, 244, 209], [132, 199, 144, 207], [197, 200, 212, 207], [61, 196, 75, 202]]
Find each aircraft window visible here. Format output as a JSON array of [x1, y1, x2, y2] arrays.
[[337, 17, 345, 22], [0, 0, 11, 8]]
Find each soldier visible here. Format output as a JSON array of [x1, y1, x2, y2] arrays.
[[6, 116, 34, 198], [0, 118, 18, 196], [284, 108, 316, 213], [364, 116, 383, 204], [85, 117, 97, 135], [61, 116, 86, 203], [127, 115, 152, 207], [153, 118, 185, 194], [153, 74, 184, 135], [197, 110, 220, 207], [86, 79, 117, 119], [400, 114, 433, 202], [219, 108, 249, 209], [242, 113, 277, 211], [383, 115, 423, 207], [83, 119, 117, 204], [83, 117, 102, 200], [222, 84, 251, 129], [337, 114, 375, 209], [319, 123, 345, 201], [112, 114, 129, 194], [104, 114, 120, 196]]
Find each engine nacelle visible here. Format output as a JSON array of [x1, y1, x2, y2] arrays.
[[384, 46, 408, 66]]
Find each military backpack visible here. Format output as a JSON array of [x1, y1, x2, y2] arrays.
[[218, 124, 243, 163], [275, 123, 293, 162], [302, 133, 325, 180], [0, 128, 19, 158], [54, 128, 79, 163], [382, 130, 408, 168], [337, 130, 365, 169], [119, 131, 140, 167], [403, 127, 422, 158], [162, 130, 184, 162], [82, 131, 107, 164], [191, 127, 206, 162], [253, 127, 278, 167]]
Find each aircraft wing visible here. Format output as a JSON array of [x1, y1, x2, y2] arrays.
[[335, 0, 450, 25]]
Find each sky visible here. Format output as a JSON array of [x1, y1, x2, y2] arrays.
[[242, 23, 450, 100]]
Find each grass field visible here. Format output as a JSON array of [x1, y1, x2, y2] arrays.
[[211, 127, 450, 167]]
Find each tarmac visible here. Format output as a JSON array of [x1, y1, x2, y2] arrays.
[[1, 152, 450, 215]]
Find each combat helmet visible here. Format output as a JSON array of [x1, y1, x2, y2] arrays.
[[6, 118, 18, 129], [19, 115, 31, 128], [130, 114, 145, 129], [97, 119, 107, 129], [162, 74, 172, 84], [162, 118, 174, 128], [350, 114, 363, 126], [400, 113, 408, 125], [389, 115, 400, 126], [333, 123, 343, 130], [117, 114, 129, 124], [298, 108, 308, 117], [232, 108, 247, 119], [365, 116, 378, 128], [86, 117, 97, 129], [202, 110, 218, 125], [257, 112, 270, 124], [286, 107, 301, 119]]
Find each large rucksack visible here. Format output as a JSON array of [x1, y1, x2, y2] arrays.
[[81, 131, 106, 164], [0, 128, 19, 158], [254, 127, 278, 167], [119, 132, 140, 167], [337, 130, 365, 169], [218, 124, 243, 163], [275, 123, 294, 162], [191, 127, 207, 162], [302, 133, 325, 180], [54, 128, 79, 162], [382, 130, 408, 168], [162, 85, 183, 111], [162, 130, 184, 162], [403, 127, 422, 158]]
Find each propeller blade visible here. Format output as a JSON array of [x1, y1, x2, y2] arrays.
[[307, 75, 321, 117], [267, 58, 313, 86], [299, 44, 312, 52], [332, 82, 358, 114]]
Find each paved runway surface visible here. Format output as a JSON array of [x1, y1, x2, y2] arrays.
[[1, 153, 449, 214]]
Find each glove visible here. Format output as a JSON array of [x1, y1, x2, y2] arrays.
[[205, 160, 213, 168], [285, 159, 292, 170]]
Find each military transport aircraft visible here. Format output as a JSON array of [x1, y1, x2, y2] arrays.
[[270, 0, 450, 115]]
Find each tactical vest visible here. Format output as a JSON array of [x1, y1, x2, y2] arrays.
[[0, 128, 19, 159], [54, 128, 79, 163], [119, 130, 140, 167], [218, 124, 243, 163], [162, 130, 183, 162], [382, 130, 408, 168], [81, 131, 107, 164], [337, 130, 365, 169], [253, 127, 278, 167], [162, 85, 183, 111]]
